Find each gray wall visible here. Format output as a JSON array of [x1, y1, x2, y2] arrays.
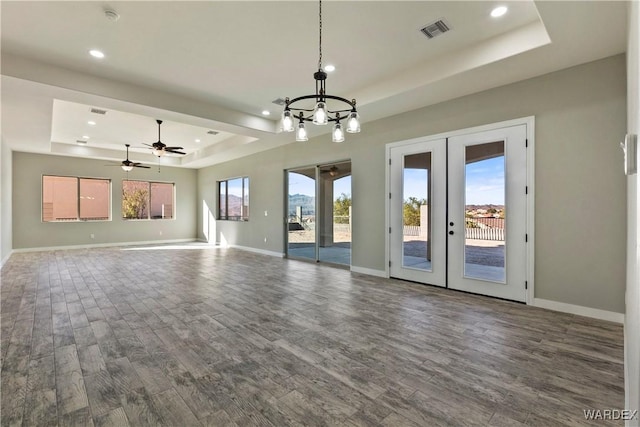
[[1, 138, 12, 265], [12, 152, 198, 249], [198, 54, 627, 314]]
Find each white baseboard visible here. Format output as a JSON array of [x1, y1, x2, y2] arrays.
[[1, 251, 13, 268], [533, 298, 624, 323], [350, 266, 388, 278], [11, 238, 197, 253], [228, 244, 285, 258]]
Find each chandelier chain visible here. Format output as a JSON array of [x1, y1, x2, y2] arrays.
[[318, 0, 322, 70]]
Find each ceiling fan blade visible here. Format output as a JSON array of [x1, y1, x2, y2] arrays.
[[143, 143, 155, 148], [164, 146, 184, 150], [133, 164, 150, 169], [165, 149, 186, 155]]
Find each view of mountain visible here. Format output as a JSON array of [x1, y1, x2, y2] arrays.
[[465, 204, 505, 211], [227, 194, 244, 216], [288, 194, 315, 216]]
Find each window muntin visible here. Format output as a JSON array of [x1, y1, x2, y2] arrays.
[[218, 177, 249, 221], [43, 176, 110, 222], [122, 180, 174, 220]]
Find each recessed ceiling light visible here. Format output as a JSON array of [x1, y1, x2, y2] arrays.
[[324, 65, 336, 72], [195, 139, 201, 143], [82, 135, 90, 139], [89, 49, 105, 59], [262, 110, 271, 116], [491, 6, 508, 18], [87, 120, 96, 126]]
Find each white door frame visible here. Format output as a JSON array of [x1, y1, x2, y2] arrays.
[[385, 116, 535, 304]]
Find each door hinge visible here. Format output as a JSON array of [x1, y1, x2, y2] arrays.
[[389, 227, 392, 234], [389, 158, 392, 165], [389, 260, 392, 267], [389, 192, 392, 200], [525, 234, 528, 242], [525, 281, 528, 290], [525, 186, 528, 195], [526, 139, 528, 148]]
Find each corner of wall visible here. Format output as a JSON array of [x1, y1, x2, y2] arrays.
[[0, 138, 13, 267]]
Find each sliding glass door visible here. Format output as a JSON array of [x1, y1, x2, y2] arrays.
[[287, 167, 316, 261], [286, 161, 352, 266]]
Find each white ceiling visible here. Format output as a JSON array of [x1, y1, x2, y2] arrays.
[[0, 1, 629, 168]]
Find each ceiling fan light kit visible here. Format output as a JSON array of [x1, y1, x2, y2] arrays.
[[282, 0, 360, 143], [106, 144, 150, 171]]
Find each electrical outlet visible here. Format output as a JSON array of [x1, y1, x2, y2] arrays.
[[264, 237, 268, 243], [159, 230, 163, 236], [264, 210, 268, 216]]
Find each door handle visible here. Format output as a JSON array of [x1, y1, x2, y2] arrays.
[[449, 230, 454, 235]]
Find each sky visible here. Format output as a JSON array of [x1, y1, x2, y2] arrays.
[[403, 156, 505, 205], [287, 155, 505, 206]]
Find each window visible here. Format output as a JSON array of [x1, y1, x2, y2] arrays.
[[218, 177, 249, 220], [42, 176, 110, 222], [122, 180, 174, 220]]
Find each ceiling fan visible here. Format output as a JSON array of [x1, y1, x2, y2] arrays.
[[106, 144, 150, 171], [144, 119, 186, 156], [321, 166, 339, 177]]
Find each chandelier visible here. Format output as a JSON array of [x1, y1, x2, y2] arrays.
[[281, 0, 360, 143]]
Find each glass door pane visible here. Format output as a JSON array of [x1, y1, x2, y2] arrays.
[[464, 141, 506, 283], [318, 162, 351, 265], [287, 168, 316, 260], [402, 152, 432, 271]]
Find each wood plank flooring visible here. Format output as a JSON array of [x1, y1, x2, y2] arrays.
[[0, 244, 624, 426]]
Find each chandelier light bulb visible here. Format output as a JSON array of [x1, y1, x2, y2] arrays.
[[296, 122, 308, 142], [282, 110, 294, 132], [332, 122, 344, 143], [312, 102, 328, 125], [346, 111, 361, 133], [121, 164, 133, 172]]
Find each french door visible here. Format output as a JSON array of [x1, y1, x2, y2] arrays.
[[389, 123, 529, 302]]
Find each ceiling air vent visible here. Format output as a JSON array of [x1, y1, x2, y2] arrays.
[[420, 19, 451, 39], [272, 98, 286, 106], [90, 108, 107, 115], [207, 130, 219, 135], [76, 140, 88, 145]]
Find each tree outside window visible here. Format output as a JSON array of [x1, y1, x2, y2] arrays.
[[122, 180, 174, 220]]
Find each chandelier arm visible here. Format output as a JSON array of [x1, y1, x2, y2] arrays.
[[287, 94, 356, 108], [322, 94, 356, 108], [288, 108, 315, 113]]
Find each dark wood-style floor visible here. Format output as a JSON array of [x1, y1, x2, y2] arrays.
[[1, 244, 624, 426]]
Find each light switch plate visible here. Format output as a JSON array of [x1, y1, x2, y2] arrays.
[[621, 134, 637, 175]]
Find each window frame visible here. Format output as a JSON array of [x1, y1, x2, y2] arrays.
[[217, 176, 249, 221], [122, 179, 176, 221], [42, 175, 112, 222]]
